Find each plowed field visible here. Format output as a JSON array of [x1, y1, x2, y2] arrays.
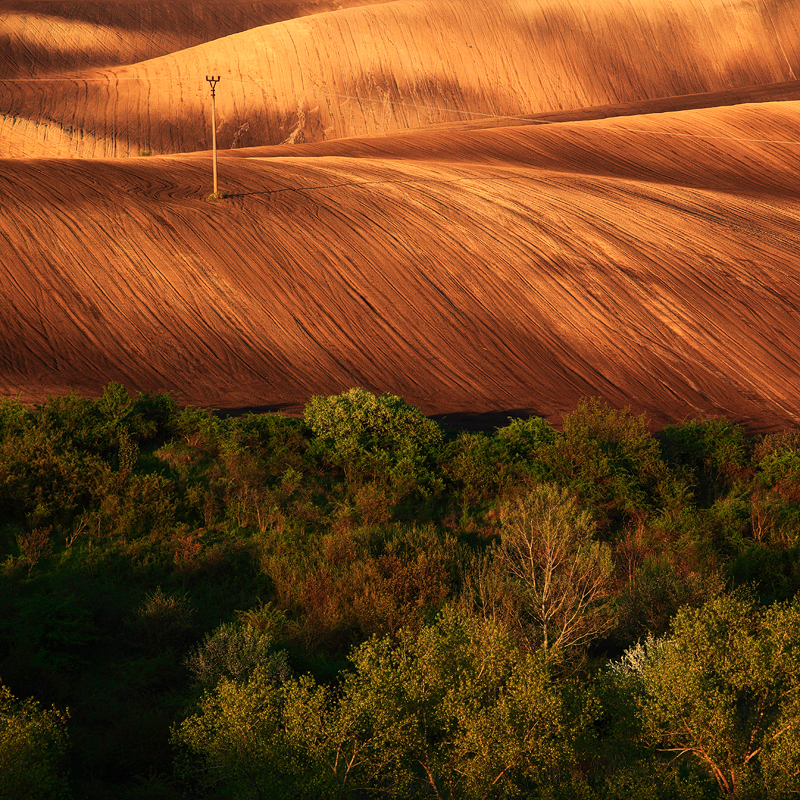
[[2, 0, 800, 429]]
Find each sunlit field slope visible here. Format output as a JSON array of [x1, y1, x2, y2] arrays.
[[3, 100, 800, 430], [2, 0, 800, 157], [0, 0, 388, 78]]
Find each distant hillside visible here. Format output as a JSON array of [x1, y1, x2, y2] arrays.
[[2, 101, 800, 430], [2, 0, 800, 157], [0, 0, 388, 77]]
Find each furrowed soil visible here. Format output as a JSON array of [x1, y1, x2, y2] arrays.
[[2, 0, 800, 429]]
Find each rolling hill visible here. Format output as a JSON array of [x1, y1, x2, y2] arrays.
[[2, 0, 800, 157], [1, 0, 799, 430]]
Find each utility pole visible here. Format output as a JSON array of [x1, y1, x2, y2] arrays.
[[206, 75, 221, 198]]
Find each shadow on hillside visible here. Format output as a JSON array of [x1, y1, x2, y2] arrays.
[[215, 402, 301, 418], [430, 408, 537, 433]]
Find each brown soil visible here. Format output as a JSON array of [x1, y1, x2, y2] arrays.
[[2, 0, 800, 430]]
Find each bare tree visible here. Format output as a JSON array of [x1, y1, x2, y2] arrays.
[[498, 484, 614, 654]]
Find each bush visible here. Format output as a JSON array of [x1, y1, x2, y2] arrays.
[[661, 418, 751, 505], [304, 389, 443, 499], [726, 545, 800, 605], [131, 587, 195, 654], [496, 415, 558, 480], [614, 556, 722, 644], [749, 435, 800, 548], [172, 669, 293, 799], [540, 399, 674, 524], [0, 398, 33, 441], [441, 431, 510, 506], [0, 683, 70, 799], [185, 621, 290, 688]]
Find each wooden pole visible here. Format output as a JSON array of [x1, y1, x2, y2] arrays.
[[206, 76, 221, 198]]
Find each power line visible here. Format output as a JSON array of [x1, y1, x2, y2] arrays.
[[205, 75, 221, 197]]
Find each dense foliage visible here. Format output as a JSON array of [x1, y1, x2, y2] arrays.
[[1, 384, 800, 798]]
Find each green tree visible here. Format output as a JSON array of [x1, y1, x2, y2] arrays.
[[542, 399, 676, 522], [185, 620, 290, 688], [0, 684, 71, 799], [304, 388, 442, 499], [173, 668, 297, 799], [173, 611, 586, 799], [612, 594, 800, 797], [333, 609, 583, 798], [496, 416, 558, 483]]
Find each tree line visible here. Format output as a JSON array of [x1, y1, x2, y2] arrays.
[[1, 385, 799, 799]]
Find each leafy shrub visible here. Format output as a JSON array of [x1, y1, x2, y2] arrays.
[[223, 413, 309, 479], [614, 556, 722, 644], [749, 435, 800, 548], [304, 389, 442, 499], [0, 683, 70, 799], [173, 668, 293, 800], [256, 523, 457, 655], [37, 393, 106, 453], [185, 621, 290, 688], [173, 405, 224, 454], [540, 399, 674, 523], [128, 390, 178, 443], [37, 383, 170, 457], [661, 418, 751, 505], [441, 432, 510, 506], [753, 429, 800, 463], [0, 398, 33, 441], [131, 587, 195, 653], [749, 487, 800, 548], [727, 545, 800, 605], [496, 415, 558, 480], [97, 471, 177, 541], [0, 424, 103, 533]]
